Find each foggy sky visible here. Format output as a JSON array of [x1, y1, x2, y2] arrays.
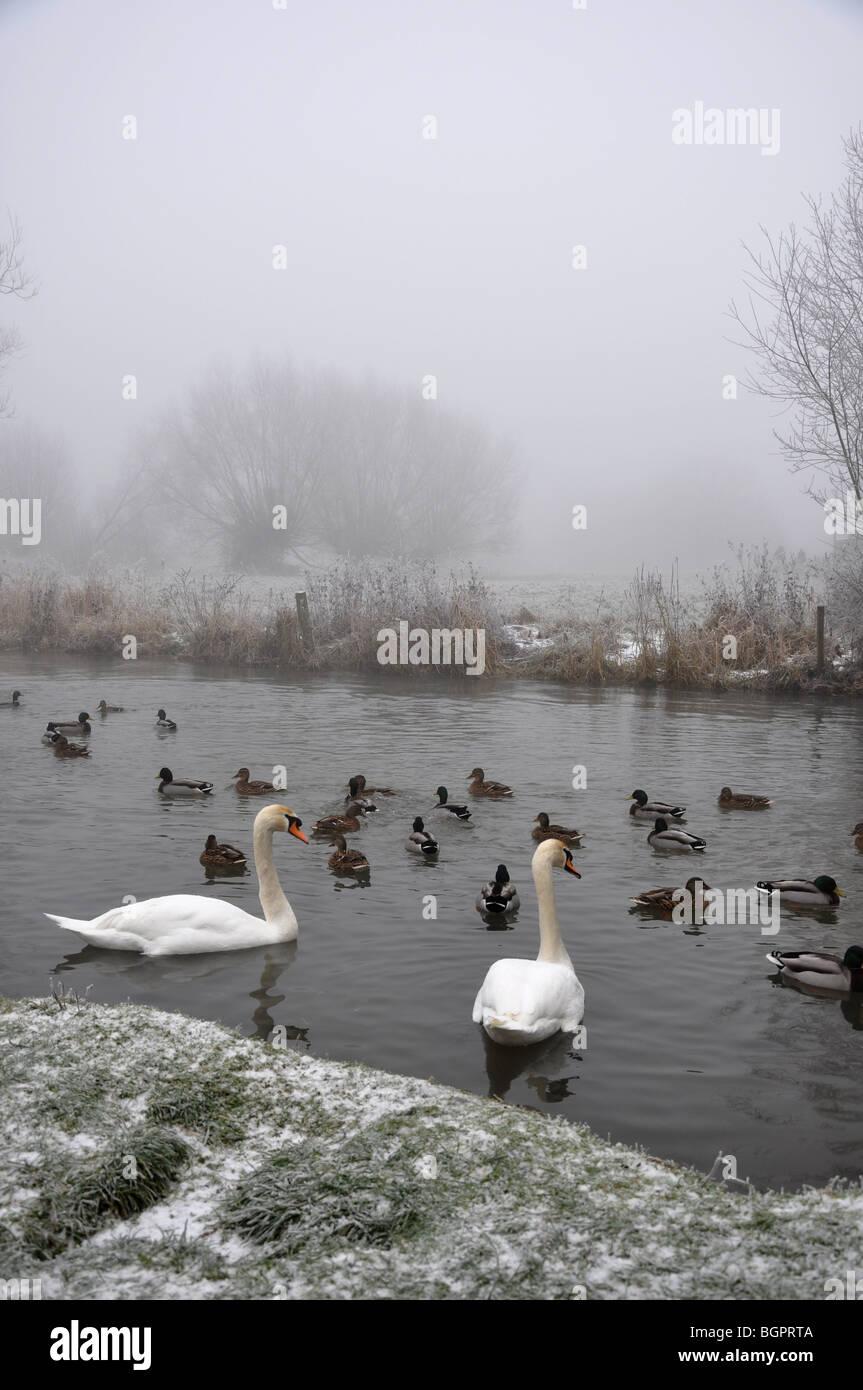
[[2, 0, 862, 573]]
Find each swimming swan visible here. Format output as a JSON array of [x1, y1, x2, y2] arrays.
[[45, 804, 308, 955], [472, 838, 583, 1046]]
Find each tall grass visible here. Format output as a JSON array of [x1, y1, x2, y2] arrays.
[[0, 549, 853, 690], [0, 560, 506, 674]]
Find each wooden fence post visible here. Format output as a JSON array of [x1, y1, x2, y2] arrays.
[[295, 592, 313, 648], [816, 605, 825, 674]]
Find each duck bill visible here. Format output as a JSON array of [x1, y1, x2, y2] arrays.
[[835, 888, 846, 897], [289, 823, 309, 843]]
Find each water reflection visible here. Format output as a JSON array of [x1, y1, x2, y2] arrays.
[[479, 1026, 580, 1101]]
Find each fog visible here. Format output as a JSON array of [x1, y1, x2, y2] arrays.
[[2, 0, 862, 572]]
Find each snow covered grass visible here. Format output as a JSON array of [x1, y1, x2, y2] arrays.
[[1, 995, 861, 1300]]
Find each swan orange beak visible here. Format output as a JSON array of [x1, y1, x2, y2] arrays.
[[563, 858, 581, 877], [289, 822, 309, 843]]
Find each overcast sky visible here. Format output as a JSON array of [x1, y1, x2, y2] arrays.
[[2, 0, 862, 572]]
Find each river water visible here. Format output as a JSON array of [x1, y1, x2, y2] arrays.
[[1, 653, 861, 1190]]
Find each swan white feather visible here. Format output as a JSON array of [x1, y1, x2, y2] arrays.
[[45, 804, 308, 955], [472, 839, 584, 1046]]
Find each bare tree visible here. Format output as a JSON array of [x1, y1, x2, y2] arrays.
[[729, 126, 863, 503], [150, 357, 321, 569], [144, 356, 515, 570], [0, 214, 38, 417]]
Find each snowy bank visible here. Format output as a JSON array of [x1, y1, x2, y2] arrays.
[[1, 996, 860, 1300]]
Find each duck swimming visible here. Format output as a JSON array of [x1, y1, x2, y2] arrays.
[[631, 877, 712, 916], [96, 699, 124, 713], [647, 818, 706, 852], [718, 786, 772, 809], [345, 777, 376, 812], [767, 945, 863, 992], [1, 690, 21, 706], [406, 817, 439, 855], [233, 767, 276, 795], [156, 709, 177, 729], [313, 803, 366, 835], [433, 786, 471, 820], [756, 876, 843, 907], [853, 822, 863, 851], [628, 790, 685, 821], [200, 835, 248, 870], [51, 712, 92, 736], [468, 768, 513, 797], [156, 767, 213, 797], [352, 773, 395, 796], [53, 734, 89, 758], [532, 813, 582, 845], [476, 865, 520, 914], [328, 835, 370, 873]]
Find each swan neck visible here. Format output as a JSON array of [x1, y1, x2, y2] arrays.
[[534, 856, 572, 966], [253, 821, 291, 923]]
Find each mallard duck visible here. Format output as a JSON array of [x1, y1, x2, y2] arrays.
[[532, 813, 582, 844], [767, 945, 863, 991], [628, 789, 685, 820], [156, 767, 213, 797], [46, 805, 308, 954], [756, 876, 843, 907], [631, 877, 712, 915], [852, 822, 863, 851], [433, 786, 471, 820], [200, 835, 247, 869], [328, 835, 370, 873], [472, 839, 583, 1046], [406, 817, 439, 855], [313, 802, 366, 835], [648, 817, 706, 852], [352, 773, 395, 796], [718, 786, 772, 809], [96, 699, 124, 713], [345, 776, 376, 812], [51, 712, 92, 736], [156, 709, 177, 729], [476, 865, 520, 914], [468, 767, 513, 797], [1, 690, 21, 706], [233, 767, 276, 795], [42, 724, 60, 744], [52, 734, 89, 758]]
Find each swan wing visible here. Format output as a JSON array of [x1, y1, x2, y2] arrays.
[[45, 894, 268, 955]]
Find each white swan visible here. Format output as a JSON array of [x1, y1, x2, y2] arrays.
[[45, 805, 308, 955], [472, 838, 584, 1046]]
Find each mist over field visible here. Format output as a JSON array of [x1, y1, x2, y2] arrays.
[[2, 0, 862, 578]]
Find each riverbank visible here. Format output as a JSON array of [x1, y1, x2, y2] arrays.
[[1, 558, 858, 694], [1, 995, 860, 1300]]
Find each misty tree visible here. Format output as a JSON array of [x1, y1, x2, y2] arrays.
[[148, 357, 321, 569], [310, 370, 511, 559], [146, 356, 514, 570], [730, 125, 863, 504], [0, 215, 37, 417]]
